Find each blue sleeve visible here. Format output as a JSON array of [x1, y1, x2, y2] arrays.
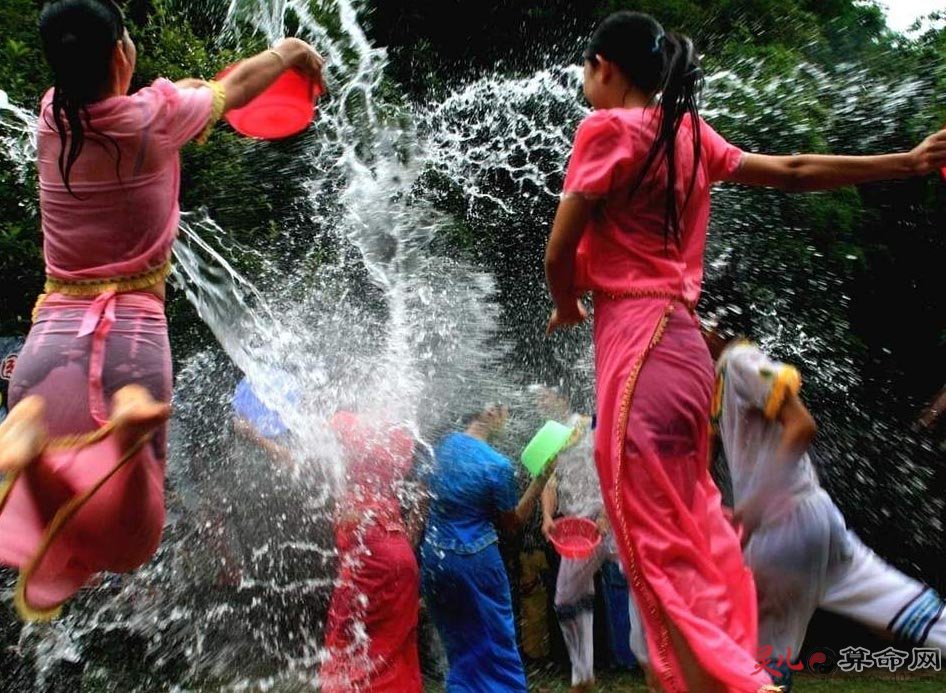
[[493, 459, 519, 513]]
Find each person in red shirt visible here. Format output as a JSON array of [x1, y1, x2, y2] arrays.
[[319, 411, 423, 692]]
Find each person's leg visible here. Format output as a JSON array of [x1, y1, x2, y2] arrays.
[[471, 544, 528, 693], [556, 548, 607, 687], [0, 397, 47, 472], [0, 297, 171, 618], [603, 311, 770, 692], [744, 506, 831, 693], [822, 531, 946, 650], [422, 546, 517, 693]]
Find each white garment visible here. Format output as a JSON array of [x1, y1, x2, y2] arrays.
[[555, 414, 600, 519], [555, 541, 613, 685], [717, 343, 946, 663], [747, 489, 946, 659], [553, 414, 611, 685], [715, 342, 819, 528], [627, 588, 648, 667]]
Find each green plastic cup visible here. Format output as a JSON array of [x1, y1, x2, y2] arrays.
[[521, 420, 574, 477]]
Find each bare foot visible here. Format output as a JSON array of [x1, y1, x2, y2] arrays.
[[0, 396, 48, 473], [109, 385, 170, 453]]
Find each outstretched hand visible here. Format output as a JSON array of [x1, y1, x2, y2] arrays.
[[910, 128, 946, 176], [274, 37, 326, 93]]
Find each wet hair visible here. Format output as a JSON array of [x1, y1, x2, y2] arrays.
[[460, 402, 506, 426], [39, 0, 126, 195], [585, 11, 704, 246], [528, 383, 571, 411]]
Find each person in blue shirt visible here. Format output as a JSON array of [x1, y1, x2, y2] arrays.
[[421, 403, 556, 692], [231, 372, 297, 468]]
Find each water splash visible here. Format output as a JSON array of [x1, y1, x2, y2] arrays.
[[1, 0, 944, 689]]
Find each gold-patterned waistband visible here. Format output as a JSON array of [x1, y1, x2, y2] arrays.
[[43, 260, 171, 297], [597, 289, 696, 312]]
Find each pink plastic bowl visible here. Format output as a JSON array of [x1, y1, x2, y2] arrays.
[[216, 63, 322, 140], [550, 516, 601, 560]]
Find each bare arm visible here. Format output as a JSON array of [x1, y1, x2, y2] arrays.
[[497, 462, 557, 536], [735, 393, 817, 542], [544, 195, 594, 334], [729, 129, 946, 192], [918, 385, 946, 430], [217, 38, 325, 113], [775, 393, 818, 468], [540, 474, 558, 540], [233, 417, 294, 469]]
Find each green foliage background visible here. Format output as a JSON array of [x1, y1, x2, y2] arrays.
[[0, 0, 945, 671], [2, 0, 943, 394]]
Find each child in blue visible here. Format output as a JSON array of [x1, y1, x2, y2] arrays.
[[422, 403, 554, 692]]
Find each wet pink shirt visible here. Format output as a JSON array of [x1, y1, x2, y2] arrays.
[[37, 79, 214, 281], [331, 411, 415, 533], [563, 108, 744, 305]]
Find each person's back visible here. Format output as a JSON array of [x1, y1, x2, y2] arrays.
[[545, 9, 946, 692], [554, 413, 600, 519], [0, 0, 325, 621], [713, 341, 822, 524], [425, 431, 516, 552], [712, 339, 946, 689], [37, 78, 216, 282], [570, 108, 743, 305], [420, 405, 553, 693]]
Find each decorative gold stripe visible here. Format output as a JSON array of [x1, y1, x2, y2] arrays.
[[763, 365, 801, 420], [197, 80, 226, 145], [45, 422, 116, 452], [43, 261, 171, 297], [9, 428, 151, 622], [600, 289, 696, 313], [31, 294, 48, 323], [609, 300, 680, 691], [711, 340, 753, 433], [710, 370, 725, 433]]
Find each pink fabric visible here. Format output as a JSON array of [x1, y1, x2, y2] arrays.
[[564, 109, 765, 690], [0, 292, 170, 611], [37, 79, 213, 281], [563, 109, 743, 303], [594, 303, 768, 692]]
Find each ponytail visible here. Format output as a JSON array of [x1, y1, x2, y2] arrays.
[[586, 12, 705, 247], [39, 0, 125, 196], [646, 32, 703, 246]]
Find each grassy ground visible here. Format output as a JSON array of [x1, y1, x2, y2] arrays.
[[425, 669, 946, 692]]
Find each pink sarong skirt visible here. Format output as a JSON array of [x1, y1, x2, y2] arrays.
[[593, 295, 770, 692], [0, 291, 170, 618]]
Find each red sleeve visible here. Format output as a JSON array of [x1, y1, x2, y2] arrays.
[[700, 118, 745, 182], [562, 111, 632, 197]]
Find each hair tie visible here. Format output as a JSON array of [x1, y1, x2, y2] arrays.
[[652, 33, 665, 54]]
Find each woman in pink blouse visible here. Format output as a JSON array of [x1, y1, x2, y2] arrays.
[[545, 11, 946, 692], [0, 0, 324, 620]]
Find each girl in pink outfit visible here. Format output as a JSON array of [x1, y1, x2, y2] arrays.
[[544, 11, 946, 693], [0, 0, 325, 621]]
